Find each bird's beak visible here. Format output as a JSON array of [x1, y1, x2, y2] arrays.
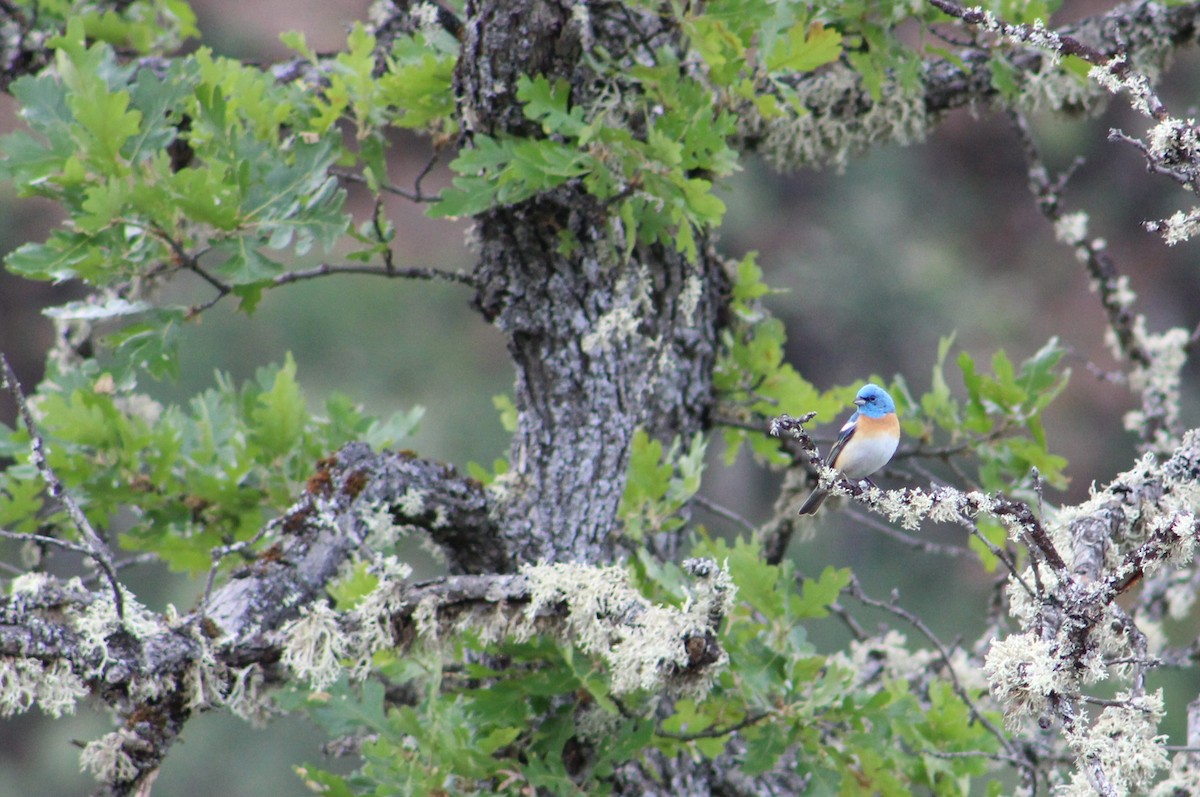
[[853, 397, 866, 407]]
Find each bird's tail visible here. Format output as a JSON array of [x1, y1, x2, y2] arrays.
[[797, 488, 828, 515]]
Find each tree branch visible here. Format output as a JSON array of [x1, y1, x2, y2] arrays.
[[0, 355, 125, 619]]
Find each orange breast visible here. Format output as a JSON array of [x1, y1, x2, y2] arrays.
[[853, 412, 900, 439]]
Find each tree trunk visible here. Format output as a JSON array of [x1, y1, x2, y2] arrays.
[[457, 0, 729, 566]]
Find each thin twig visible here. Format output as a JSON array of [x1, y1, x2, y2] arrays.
[[0, 527, 96, 557], [655, 709, 773, 741], [0, 355, 125, 619], [187, 260, 479, 317], [198, 520, 277, 614], [909, 744, 1030, 768], [412, 153, 439, 200], [828, 600, 869, 641], [844, 574, 1022, 770], [332, 167, 439, 203], [691, 493, 758, 536], [273, 261, 478, 288], [843, 506, 972, 558]]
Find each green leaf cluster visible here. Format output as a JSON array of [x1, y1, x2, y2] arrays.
[[0, 354, 420, 572], [431, 68, 738, 261], [8, 0, 198, 53], [1, 20, 349, 295], [681, 0, 844, 115], [285, 638, 654, 796], [714, 253, 860, 464], [904, 334, 1070, 494], [0, 17, 457, 375], [619, 429, 706, 542], [282, 23, 457, 189]]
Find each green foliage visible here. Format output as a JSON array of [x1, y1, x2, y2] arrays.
[[668, 536, 1001, 794], [910, 335, 1070, 494], [2, 21, 348, 295], [0, 16, 459, 373], [282, 23, 457, 142], [715, 253, 853, 465], [8, 0, 197, 53], [431, 69, 738, 261], [288, 536, 1001, 795], [715, 254, 1070, 508], [619, 429, 706, 542], [0, 355, 421, 572]]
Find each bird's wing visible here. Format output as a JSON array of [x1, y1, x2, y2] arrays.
[[825, 411, 860, 468]]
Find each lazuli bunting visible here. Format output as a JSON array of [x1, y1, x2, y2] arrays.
[[797, 383, 900, 515]]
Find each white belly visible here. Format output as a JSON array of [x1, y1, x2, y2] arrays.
[[838, 435, 898, 480]]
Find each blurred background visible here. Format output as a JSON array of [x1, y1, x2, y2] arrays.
[[2, 0, 1199, 793]]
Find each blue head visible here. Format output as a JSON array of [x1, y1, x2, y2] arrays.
[[854, 384, 895, 418]]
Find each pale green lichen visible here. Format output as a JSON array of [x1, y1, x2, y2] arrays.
[[1062, 690, 1168, 797], [522, 560, 732, 695], [1006, 566, 1062, 628], [581, 283, 648, 355], [829, 630, 987, 701], [747, 64, 928, 172], [9, 571, 53, 596], [575, 700, 622, 743], [983, 632, 1074, 730], [396, 488, 427, 517], [226, 663, 270, 727], [485, 468, 518, 502], [1148, 117, 1200, 162], [411, 1, 444, 34], [4, 576, 157, 715], [183, 637, 222, 711], [1150, 754, 1200, 797], [79, 728, 139, 783], [845, 630, 928, 680], [72, 584, 160, 676], [348, 556, 413, 677], [569, 0, 594, 52], [1014, 59, 1099, 115], [112, 393, 163, 426], [362, 503, 403, 549], [1136, 510, 1198, 576], [1124, 326, 1189, 451], [678, 273, 703, 327], [412, 594, 440, 641], [1089, 55, 1157, 117], [279, 601, 350, 691], [0, 657, 86, 718], [1054, 212, 1089, 247], [1164, 572, 1198, 620], [1156, 208, 1200, 246]]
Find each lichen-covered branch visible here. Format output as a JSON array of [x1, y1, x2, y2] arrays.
[[771, 407, 1200, 794], [281, 558, 733, 697], [738, 0, 1200, 171], [0, 355, 125, 619], [1005, 111, 1189, 457], [0, 442, 498, 794], [0, 440, 732, 795]]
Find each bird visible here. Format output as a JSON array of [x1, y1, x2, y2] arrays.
[[797, 383, 900, 515]]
